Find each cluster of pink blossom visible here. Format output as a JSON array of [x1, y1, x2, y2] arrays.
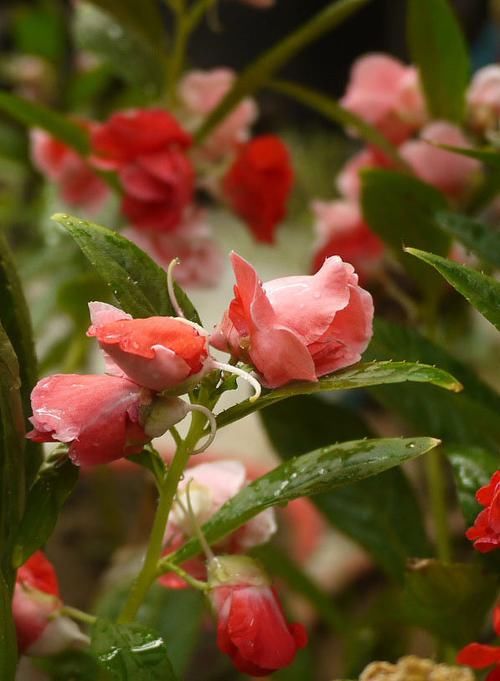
[[311, 56, 500, 281], [31, 69, 294, 288]]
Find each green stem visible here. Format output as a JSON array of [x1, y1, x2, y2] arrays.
[[166, 9, 191, 101], [425, 448, 452, 563], [60, 605, 96, 626], [156, 560, 208, 592]]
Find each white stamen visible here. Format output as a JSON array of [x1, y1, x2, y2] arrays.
[[167, 258, 184, 318], [187, 403, 217, 455], [213, 361, 262, 402]]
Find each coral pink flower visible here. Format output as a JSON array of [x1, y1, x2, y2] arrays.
[[208, 556, 307, 676], [91, 109, 194, 232], [179, 69, 257, 160], [30, 128, 108, 213], [14, 552, 87, 655], [124, 210, 223, 288], [457, 606, 500, 680], [311, 200, 384, 284], [336, 147, 392, 200], [465, 470, 500, 553], [211, 252, 373, 388], [87, 302, 211, 392], [400, 121, 481, 199], [27, 374, 153, 466], [222, 136, 294, 243], [341, 54, 426, 144], [467, 65, 500, 134]]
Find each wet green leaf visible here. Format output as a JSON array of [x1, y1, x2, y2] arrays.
[[52, 213, 200, 323], [216, 361, 461, 429], [437, 211, 500, 269], [407, 0, 469, 122], [403, 559, 497, 646], [91, 620, 177, 681], [446, 446, 498, 526], [406, 247, 500, 331], [167, 437, 440, 566]]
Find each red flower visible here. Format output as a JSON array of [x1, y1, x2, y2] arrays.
[[91, 109, 194, 232], [457, 606, 500, 680], [27, 374, 152, 466], [222, 135, 293, 243], [208, 556, 307, 676], [466, 470, 500, 552], [87, 302, 211, 392]]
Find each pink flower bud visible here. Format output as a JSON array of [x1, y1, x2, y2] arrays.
[[311, 199, 384, 284], [87, 302, 212, 392], [467, 65, 500, 135], [27, 374, 153, 466], [208, 556, 307, 676], [30, 128, 108, 213], [400, 121, 481, 199], [341, 54, 426, 144], [179, 69, 257, 161], [211, 252, 373, 388]]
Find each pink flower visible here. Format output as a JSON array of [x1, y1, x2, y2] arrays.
[[124, 210, 223, 288], [211, 252, 374, 388], [30, 128, 108, 213], [222, 135, 294, 243], [87, 302, 212, 392], [311, 199, 384, 284], [467, 65, 500, 134], [27, 374, 153, 466], [91, 109, 194, 232], [341, 54, 426, 144], [457, 606, 500, 681], [179, 69, 257, 160], [400, 121, 481, 199], [465, 470, 500, 553], [336, 147, 392, 200], [14, 552, 87, 655], [208, 556, 307, 676]]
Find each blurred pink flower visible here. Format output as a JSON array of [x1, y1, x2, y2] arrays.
[[179, 68, 257, 160], [341, 54, 426, 144], [400, 121, 481, 199], [336, 147, 392, 200], [467, 65, 500, 134]]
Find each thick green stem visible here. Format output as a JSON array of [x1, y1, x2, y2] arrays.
[[60, 605, 97, 626], [425, 448, 452, 563]]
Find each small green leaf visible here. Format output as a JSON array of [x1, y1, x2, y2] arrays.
[[13, 454, 79, 566], [407, 0, 470, 122], [52, 213, 200, 323], [446, 446, 498, 526], [91, 620, 178, 681], [406, 247, 500, 331], [403, 559, 497, 646], [0, 570, 17, 681], [361, 170, 449, 295], [216, 360, 461, 429], [195, 0, 371, 144], [167, 437, 440, 566], [0, 91, 89, 155], [437, 211, 500, 269]]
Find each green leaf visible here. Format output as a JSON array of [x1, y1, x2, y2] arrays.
[[52, 213, 200, 323], [167, 437, 440, 566], [83, 0, 167, 54], [407, 0, 470, 122], [0, 571, 17, 681], [403, 559, 497, 646], [216, 360, 462, 429], [446, 446, 498, 526], [361, 170, 449, 295], [0, 91, 89, 155], [0, 323, 25, 578], [91, 620, 178, 681], [434, 144, 500, 170], [268, 80, 406, 169], [195, 0, 371, 144], [13, 454, 79, 566], [437, 211, 500, 269], [35, 649, 111, 681], [405, 247, 500, 331], [365, 319, 500, 454], [0, 232, 40, 485]]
